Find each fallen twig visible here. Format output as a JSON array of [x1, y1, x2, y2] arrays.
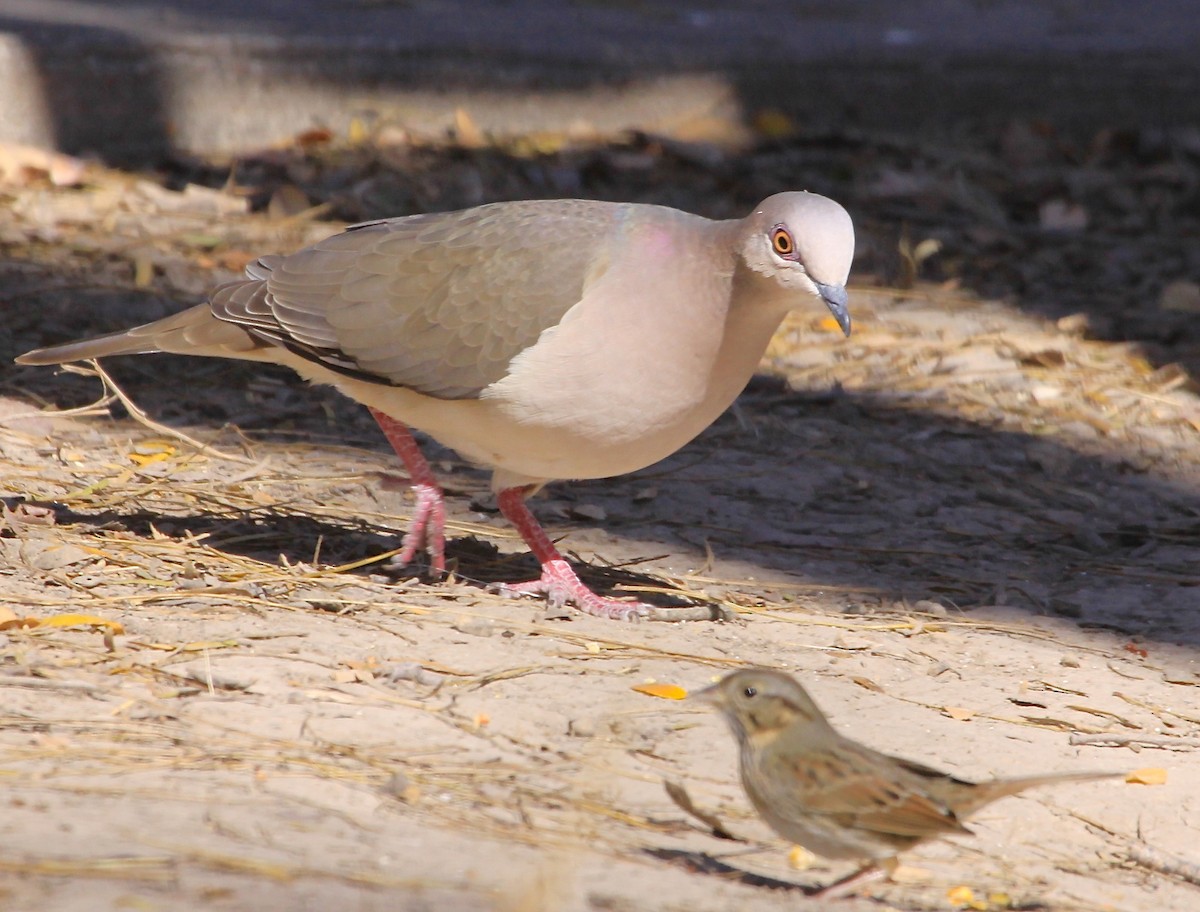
[[663, 779, 739, 841], [1069, 733, 1200, 751], [1127, 840, 1200, 887], [73, 360, 257, 465], [0, 675, 100, 693]]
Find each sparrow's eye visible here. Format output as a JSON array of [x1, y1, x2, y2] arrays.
[[771, 226, 795, 257], [742, 686, 758, 699]]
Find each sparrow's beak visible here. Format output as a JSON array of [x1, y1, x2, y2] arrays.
[[692, 682, 724, 707]]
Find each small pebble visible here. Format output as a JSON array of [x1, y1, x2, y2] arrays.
[[568, 718, 597, 738]]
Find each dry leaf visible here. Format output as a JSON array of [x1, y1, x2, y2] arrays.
[[1126, 767, 1168, 785], [632, 682, 688, 700], [36, 613, 125, 634], [129, 442, 177, 466], [454, 108, 485, 148], [851, 676, 884, 693], [133, 255, 155, 288], [946, 884, 989, 910], [787, 845, 816, 869], [134, 440, 176, 455], [1018, 348, 1067, 368], [944, 706, 976, 721], [509, 131, 571, 157], [0, 615, 39, 631], [347, 117, 370, 145], [129, 451, 171, 467], [818, 315, 857, 334], [294, 127, 333, 148]]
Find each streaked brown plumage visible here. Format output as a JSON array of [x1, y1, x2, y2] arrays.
[[697, 668, 1120, 891]]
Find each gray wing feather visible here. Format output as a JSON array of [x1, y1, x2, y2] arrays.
[[215, 200, 623, 398], [19, 200, 626, 394]]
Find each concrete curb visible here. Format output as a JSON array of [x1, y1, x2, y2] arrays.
[[1, 1, 1199, 162]]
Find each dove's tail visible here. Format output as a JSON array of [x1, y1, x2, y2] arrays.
[[16, 298, 261, 366]]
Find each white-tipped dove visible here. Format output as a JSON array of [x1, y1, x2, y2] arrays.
[[18, 193, 854, 620]]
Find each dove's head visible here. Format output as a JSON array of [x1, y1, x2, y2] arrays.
[[695, 668, 836, 748], [739, 192, 855, 337]]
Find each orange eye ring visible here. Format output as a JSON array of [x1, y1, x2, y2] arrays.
[[771, 226, 794, 257]]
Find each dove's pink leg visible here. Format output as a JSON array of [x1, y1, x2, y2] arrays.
[[495, 486, 649, 621], [370, 409, 446, 572]]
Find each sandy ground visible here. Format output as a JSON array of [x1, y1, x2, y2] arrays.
[[2, 138, 1200, 911]]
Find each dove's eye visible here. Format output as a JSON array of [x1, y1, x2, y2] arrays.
[[742, 686, 758, 699], [770, 226, 795, 258]]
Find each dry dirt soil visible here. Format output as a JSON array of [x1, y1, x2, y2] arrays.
[[1, 124, 1199, 912]]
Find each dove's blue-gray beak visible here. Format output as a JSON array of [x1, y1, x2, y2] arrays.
[[816, 282, 851, 337]]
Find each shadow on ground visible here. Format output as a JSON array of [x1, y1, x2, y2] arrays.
[[5, 275, 1198, 650]]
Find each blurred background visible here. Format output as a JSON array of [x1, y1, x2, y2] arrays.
[[2, 0, 1199, 367]]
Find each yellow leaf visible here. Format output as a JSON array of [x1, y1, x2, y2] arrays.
[[38, 613, 125, 634], [510, 132, 570, 157], [818, 315, 855, 334], [1128, 355, 1155, 376], [787, 845, 816, 869], [347, 116, 370, 145], [632, 682, 688, 700], [947, 886, 976, 907], [133, 255, 155, 288], [129, 451, 170, 467], [453, 108, 485, 148], [1126, 767, 1168, 785], [134, 440, 177, 454]]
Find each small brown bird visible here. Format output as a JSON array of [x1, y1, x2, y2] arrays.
[[697, 668, 1120, 894]]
